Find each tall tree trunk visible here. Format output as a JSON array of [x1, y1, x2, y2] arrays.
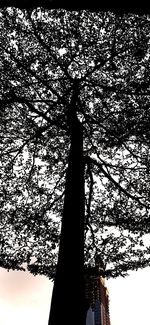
[[48, 112, 86, 325]]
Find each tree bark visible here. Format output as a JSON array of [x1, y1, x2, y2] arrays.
[[48, 113, 86, 325], [0, 0, 148, 14]]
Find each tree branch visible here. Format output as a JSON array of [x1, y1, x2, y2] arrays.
[[2, 45, 67, 106], [27, 140, 37, 182], [84, 160, 98, 253], [1, 123, 51, 170], [87, 156, 149, 208], [26, 11, 73, 82], [86, 161, 94, 222], [1, 97, 67, 130]]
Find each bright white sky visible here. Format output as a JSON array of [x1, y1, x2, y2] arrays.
[[0, 266, 150, 325]]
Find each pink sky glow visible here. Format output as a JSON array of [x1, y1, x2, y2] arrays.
[[0, 266, 150, 325]]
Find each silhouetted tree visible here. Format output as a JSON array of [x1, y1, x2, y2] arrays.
[[0, 8, 150, 325]]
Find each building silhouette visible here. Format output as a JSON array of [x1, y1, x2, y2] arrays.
[[85, 257, 111, 325]]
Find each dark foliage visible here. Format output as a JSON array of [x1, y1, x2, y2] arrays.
[[0, 0, 149, 15], [0, 9, 150, 279]]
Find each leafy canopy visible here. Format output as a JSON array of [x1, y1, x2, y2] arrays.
[[0, 8, 150, 278]]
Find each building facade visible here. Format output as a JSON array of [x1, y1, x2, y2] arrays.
[[85, 266, 111, 325]]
